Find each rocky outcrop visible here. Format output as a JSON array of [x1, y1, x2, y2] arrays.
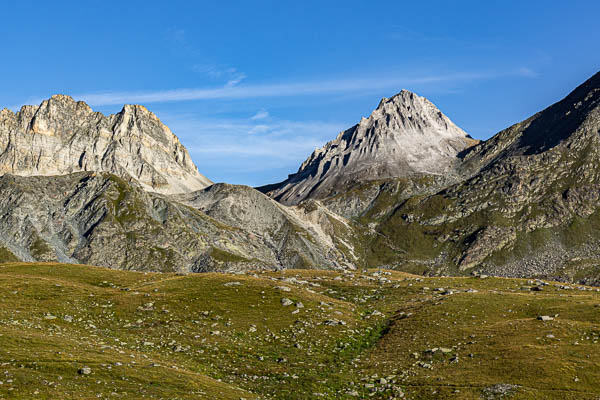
[[261, 90, 477, 205], [3, 71, 600, 284], [0, 95, 212, 194]]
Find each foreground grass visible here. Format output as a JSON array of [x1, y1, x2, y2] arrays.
[[0, 263, 599, 399]]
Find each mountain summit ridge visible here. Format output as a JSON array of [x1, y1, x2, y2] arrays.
[[0, 94, 212, 194], [261, 89, 477, 205]]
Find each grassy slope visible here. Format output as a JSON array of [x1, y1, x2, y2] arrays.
[[0, 263, 599, 399]]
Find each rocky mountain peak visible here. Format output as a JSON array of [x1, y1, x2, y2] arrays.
[[0, 95, 212, 194], [262, 90, 477, 205]]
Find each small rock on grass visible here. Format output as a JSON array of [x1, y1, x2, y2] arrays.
[[537, 315, 554, 321]]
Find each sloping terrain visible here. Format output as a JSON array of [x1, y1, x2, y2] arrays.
[[0, 173, 359, 272], [2, 73, 600, 281], [175, 183, 363, 270], [261, 90, 477, 205], [282, 73, 600, 284], [323, 71, 600, 284], [1, 263, 599, 399]]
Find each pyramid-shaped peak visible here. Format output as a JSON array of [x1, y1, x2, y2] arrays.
[[263, 90, 476, 205], [374, 89, 441, 114]]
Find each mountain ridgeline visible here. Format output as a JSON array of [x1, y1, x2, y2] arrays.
[[0, 95, 212, 194], [1, 71, 600, 285]]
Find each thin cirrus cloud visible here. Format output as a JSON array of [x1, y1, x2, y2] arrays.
[[251, 110, 270, 120], [166, 117, 344, 161], [54, 68, 536, 107], [176, 117, 348, 185]]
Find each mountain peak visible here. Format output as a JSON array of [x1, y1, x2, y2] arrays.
[[0, 96, 212, 194], [49, 93, 76, 102], [262, 90, 476, 205], [375, 89, 419, 111]]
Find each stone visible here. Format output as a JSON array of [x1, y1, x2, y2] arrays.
[[537, 316, 554, 321]]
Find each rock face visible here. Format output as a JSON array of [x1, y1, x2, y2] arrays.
[[261, 90, 477, 205], [0, 95, 212, 194], [0, 95, 364, 272], [174, 183, 362, 270]]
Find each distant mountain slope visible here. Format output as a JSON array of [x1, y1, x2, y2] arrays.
[[261, 90, 477, 205], [460, 70, 600, 175], [0, 172, 360, 272], [365, 70, 600, 283], [0, 95, 212, 194]]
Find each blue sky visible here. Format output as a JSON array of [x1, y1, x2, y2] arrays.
[[2, 1, 599, 186]]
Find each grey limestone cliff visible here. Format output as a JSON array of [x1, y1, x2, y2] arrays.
[[0, 95, 212, 195]]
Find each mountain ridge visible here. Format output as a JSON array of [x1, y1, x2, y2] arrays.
[[2, 72, 600, 284], [0, 94, 212, 194]]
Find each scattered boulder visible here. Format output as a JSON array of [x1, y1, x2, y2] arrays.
[[537, 316, 554, 321]]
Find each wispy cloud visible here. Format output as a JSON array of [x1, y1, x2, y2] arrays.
[[225, 72, 247, 87], [174, 116, 349, 185], [35, 68, 534, 107], [517, 67, 539, 78], [166, 116, 344, 161], [250, 109, 270, 120], [167, 28, 247, 88], [192, 64, 247, 87]]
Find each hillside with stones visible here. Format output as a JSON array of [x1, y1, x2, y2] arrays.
[[1, 263, 599, 399], [0, 172, 360, 272], [261, 90, 477, 205], [2, 72, 600, 284], [0, 95, 212, 195], [362, 71, 600, 284]]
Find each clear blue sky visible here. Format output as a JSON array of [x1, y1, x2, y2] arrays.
[[2, 1, 599, 186]]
